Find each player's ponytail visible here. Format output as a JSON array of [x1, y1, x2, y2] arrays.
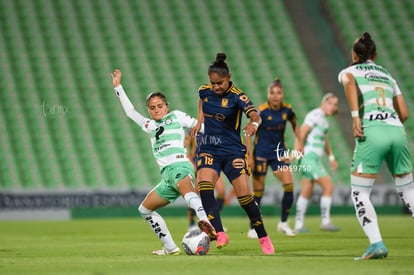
[[267, 77, 282, 92], [208, 52, 230, 76], [352, 32, 377, 65]]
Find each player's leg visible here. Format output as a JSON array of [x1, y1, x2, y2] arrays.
[[187, 165, 198, 231], [187, 208, 197, 232], [351, 174, 388, 260], [274, 168, 295, 236], [231, 173, 274, 254], [138, 187, 180, 255], [388, 129, 414, 217], [395, 173, 414, 216], [316, 176, 340, 231], [252, 158, 267, 207], [294, 177, 313, 232], [246, 175, 266, 238], [196, 154, 224, 235], [215, 174, 226, 212], [224, 155, 274, 254], [177, 174, 217, 240], [246, 158, 267, 238], [198, 166, 227, 247]]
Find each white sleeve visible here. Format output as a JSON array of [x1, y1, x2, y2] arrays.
[[392, 79, 402, 96], [173, 110, 197, 128], [303, 111, 316, 128], [338, 68, 347, 84], [114, 85, 148, 127]]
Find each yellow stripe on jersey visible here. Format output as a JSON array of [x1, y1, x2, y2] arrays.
[[258, 101, 293, 111], [229, 85, 243, 95], [199, 84, 211, 91], [258, 102, 269, 111], [282, 102, 293, 109], [235, 109, 242, 130]]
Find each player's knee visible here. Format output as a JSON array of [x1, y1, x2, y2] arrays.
[[283, 183, 294, 192], [253, 189, 264, 198], [395, 173, 413, 189], [138, 204, 152, 217]]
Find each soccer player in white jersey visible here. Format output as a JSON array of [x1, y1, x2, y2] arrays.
[[338, 32, 414, 260], [294, 93, 340, 233], [111, 69, 216, 255]]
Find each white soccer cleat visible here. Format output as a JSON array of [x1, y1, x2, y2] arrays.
[[247, 228, 258, 239], [277, 221, 296, 237], [152, 247, 181, 256], [320, 223, 340, 232]]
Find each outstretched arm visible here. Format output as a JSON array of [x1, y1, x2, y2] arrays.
[[111, 69, 146, 127]]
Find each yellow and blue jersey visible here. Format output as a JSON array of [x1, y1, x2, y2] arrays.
[[197, 82, 257, 156], [254, 102, 296, 159]]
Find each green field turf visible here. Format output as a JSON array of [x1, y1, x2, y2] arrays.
[[1, 215, 413, 274]]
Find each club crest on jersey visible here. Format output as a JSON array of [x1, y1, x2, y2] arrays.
[[282, 113, 287, 121], [165, 117, 172, 125], [267, 115, 272, 120], [221, 98, 228, 107]]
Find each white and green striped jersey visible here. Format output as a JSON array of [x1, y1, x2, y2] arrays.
[[114, 85, 196, 170], [303, 108, 328, 158], [142, 110, 196, 170], [338, 60, 403, 128]]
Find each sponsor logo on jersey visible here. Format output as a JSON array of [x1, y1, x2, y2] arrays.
[[368, 112, 397, 121]]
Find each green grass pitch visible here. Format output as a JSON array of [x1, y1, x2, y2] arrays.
[[1, 215, 413, 274]]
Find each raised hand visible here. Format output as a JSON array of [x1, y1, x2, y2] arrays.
[[111, 69, 122, 87]]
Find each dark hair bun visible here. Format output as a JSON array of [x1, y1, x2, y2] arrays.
[[361, 32, 371, 41], [215, 53, 227, 63]]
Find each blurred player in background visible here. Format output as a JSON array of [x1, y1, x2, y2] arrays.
[[191, 53, 274, 254], [245, 78, 303, 238], [338, 32, 414, 260], [111, 69, 216, 255], [294, 93, 340, 233]]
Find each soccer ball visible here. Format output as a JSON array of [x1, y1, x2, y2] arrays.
[[181, 229, 210, 255]]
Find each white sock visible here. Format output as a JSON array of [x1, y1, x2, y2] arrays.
[[395, 173, 414, 218], [184, 192, 209, 221], [351, 175, 382, 244], [320, 196, 332, 225], [138, 204, 177, 251], [295, 195, 309, 230]]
